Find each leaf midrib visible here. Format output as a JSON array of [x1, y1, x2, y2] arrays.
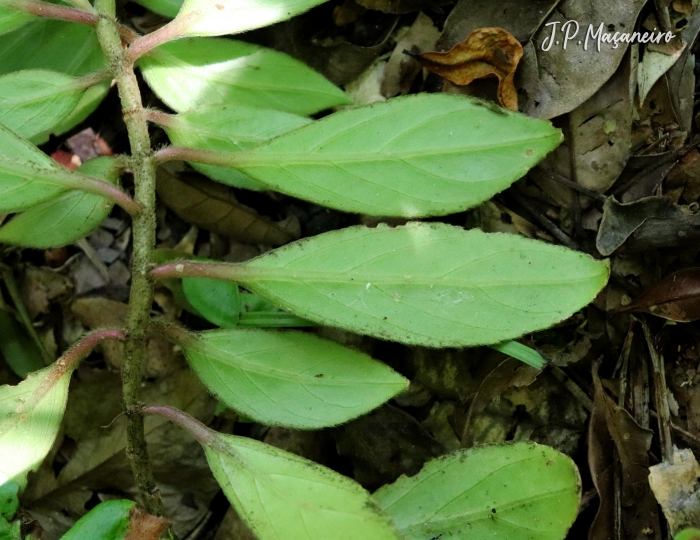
[[241, 133, 560, 167]]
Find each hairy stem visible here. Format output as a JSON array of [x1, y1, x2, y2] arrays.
[[94, 0, 164, 516], [141, 406, 215, 446]]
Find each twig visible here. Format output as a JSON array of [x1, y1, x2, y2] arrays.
[[641, 318, 674, 464], [509, 193, 579, 250]]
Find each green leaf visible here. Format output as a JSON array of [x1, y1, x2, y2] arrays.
[[676, 529, 700, 540], [238, 291, 315, 327], [372, 442, 581, 540], [179, 328, 408, 428], [140, 38, 349, 115], [229, 223, 609, 347], [0, 360, 74, 490], [0, 309, 44, 378], [0, 19, 106, 77], [0, 19, 108, 143], [162, 104, 311, 191], [0, 7, 32, 37], [238, 311, 315, 327], [174, 0, 329, 37], [60, 500, 135, 540], [0, 70, 90, 139], [0, 121, 68, 212], [133, 0, 181, 17], [183, 277, 241, 328], [0, 157, 119, 248], [490, 340, 546, 369], [226, 94, 562, 217], [0, 482, 19, 521], [0, 482, 20, 540], [204, 432, 399, 539]]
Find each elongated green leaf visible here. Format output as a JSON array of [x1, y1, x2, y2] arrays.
[[162, 105, 311, 190], [490, 340, 546, 369], [224, 94, 562, 217], [373, 443, 580, 540], [174, 0, 328, 37], [239, 291, 315, 327], [0, 360, 74, 490], [134, 0, 181, 17], [204, 432, 399, 540], [61, 500, 135, 540], [228, 223, 609, 347], [0, 7, 31, 37], [182, 277, 241, 327], [0, 122, 68, 211], [0, 19, 106, 77], [140, 38, 349, 115], [0, 19, 108, 143], [0, 157, 118, 248], [0, 70, 89, 139], [0, 309, 44, 378], [180, 328, 407, 428]]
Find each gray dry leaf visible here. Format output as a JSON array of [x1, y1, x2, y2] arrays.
[[382, 13, 440, 98], [438, 0, 647, 118], [532, 50, 634, 198], [649, 448, 700, 534], [596, 196, 686, 256], [665, 6, 700, 133]]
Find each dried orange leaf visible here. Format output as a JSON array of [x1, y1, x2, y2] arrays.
[[418, 27, 523, 110]]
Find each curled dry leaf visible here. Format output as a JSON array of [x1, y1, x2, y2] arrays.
[[417, 27, 522, 110], [156, 165, 295, 247], [616, 268, 700, 322], [596, 196, 685, 256]]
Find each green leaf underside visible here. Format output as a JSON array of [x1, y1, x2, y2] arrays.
[[373, 443, 580, 539], [0, 70, 85, 139], [0, 7, 32, 37], [231, 223, 609, 347], [183, 329, 407, 428], [491, 341, 546, 369], [134, 0, 181, 17], [61, 500, 134, 540], [0, 157, 118, 248], [182, 277, 241, 327], [139, 38, 349, 115], [228, 94, 562, 217], [164, 104, 312, 191], [176, 0, 329, 37], [0, 122, 67, 212], [0, 20, 108, 142], [205, 433, 399, 540], [0, 363, 72, 490]]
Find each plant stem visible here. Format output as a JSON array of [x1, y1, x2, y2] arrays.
[[94, 0, 164, 516], [154, 146, 241, 167], [141, 405, 215, 446], [125, 14, 199, 63]]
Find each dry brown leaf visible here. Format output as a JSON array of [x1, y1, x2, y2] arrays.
[[156, 165, 296, 247], [126, 507, 170, 540], [616, 268, 700, 322], [417, 27, 523, 110]]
